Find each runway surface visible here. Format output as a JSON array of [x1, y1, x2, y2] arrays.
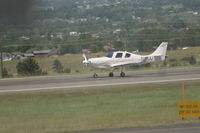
[[79, 124, 200, 133], [1, 68, 200, 94]]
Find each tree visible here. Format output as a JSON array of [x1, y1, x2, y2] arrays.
[[60, 44, 81, 54], [172, 17, 186, 29], [113, 41, 124, 50], [52, 59, 63, 73], [189, 55, 197, 65], [16, 58, 42, 75]]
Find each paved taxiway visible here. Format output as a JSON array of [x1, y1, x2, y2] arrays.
[[1, 68, 200, 94]]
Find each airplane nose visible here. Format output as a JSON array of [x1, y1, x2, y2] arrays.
[[83, 60, 88, 64], [83, 60, 91, 66]]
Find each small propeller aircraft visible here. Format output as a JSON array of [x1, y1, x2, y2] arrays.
[[83, 42, 168, 78]]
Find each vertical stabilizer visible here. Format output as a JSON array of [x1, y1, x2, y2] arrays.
[[151, 42, 168, 61]]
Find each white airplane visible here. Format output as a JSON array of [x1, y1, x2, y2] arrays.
[[83, 42, 168, 78]]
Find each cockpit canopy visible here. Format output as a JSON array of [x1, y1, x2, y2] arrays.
[[106, 51, 132, 58]]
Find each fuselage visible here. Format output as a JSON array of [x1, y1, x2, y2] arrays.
[[82, 42, 168, 78], [83, 42, 168, 69], [85, 51, 151, 69]]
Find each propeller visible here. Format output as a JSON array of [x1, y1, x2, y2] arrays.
[[82, 53, 89, 66]]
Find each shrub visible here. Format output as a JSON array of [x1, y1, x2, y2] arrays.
[[75, 70, 80, 73], [163, 60, 168, 66], [52, 59, 64, 73], [16, 58, 42, 75], [189, 55, 197, 65]]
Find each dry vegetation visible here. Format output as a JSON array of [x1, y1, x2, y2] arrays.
[[3, 47, 200, 77]]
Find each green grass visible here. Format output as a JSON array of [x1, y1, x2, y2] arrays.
[[0, 82, 200, 133]]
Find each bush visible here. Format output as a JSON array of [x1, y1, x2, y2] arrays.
[[75, 70, 80, 73], [52, 59, 64, 73], [163, 60, 168, 66], [181, 56, 197, 65], [16, 58, 42, 75], [189, 55, 197, 65]]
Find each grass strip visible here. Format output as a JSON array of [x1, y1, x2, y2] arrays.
[[0, 81, 200, 133]]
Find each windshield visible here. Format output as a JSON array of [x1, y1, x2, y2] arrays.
[[106, 52, 113, 58]]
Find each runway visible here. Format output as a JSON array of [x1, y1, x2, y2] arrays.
[[1, 68, 200, 94]]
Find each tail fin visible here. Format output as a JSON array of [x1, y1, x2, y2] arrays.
[[151, 42, 168, 61]]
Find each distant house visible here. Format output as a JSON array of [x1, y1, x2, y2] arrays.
[[2, 56, 12, 61], [56, 32, 64, 40], [19, 35, 30, 40], [11, 52, 24, 60], [24, 53, 35, 58], [33, 50, 51, 57], [113, 29, 121, 34], [12, 54, 24, 60], [69, 32, 80, 36]]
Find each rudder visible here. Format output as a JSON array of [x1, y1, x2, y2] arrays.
[[151, 42, 168, 61]]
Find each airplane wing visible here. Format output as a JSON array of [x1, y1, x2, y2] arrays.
[[110, 61, 137, 67]]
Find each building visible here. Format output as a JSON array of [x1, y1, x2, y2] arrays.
[[33, 50, 51, 57], [2, 56, 12, 61]]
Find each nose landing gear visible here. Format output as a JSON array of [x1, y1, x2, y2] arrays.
[[109, 72, 114, 77]]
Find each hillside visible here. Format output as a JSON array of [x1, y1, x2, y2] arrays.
[[0, 0, 200, 54]]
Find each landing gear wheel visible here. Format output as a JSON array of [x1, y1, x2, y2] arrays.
[[93, 73, 98, 78], [109, 72, 114, 77], [120, 72, 125, 77]]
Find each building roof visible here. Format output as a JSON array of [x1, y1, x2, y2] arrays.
[[33, 50, 51, 54]]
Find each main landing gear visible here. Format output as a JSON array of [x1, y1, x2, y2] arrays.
[[93, 69, 126, 78], [119, 67, 125, 77], [108, 71, 125, 77], [120, 72, 125, 77]]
